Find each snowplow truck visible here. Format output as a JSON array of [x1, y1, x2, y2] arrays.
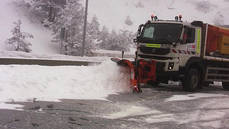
[[113, 15, 229, 93]]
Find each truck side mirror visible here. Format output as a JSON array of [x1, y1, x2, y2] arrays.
[[137, 24, 144, 37]]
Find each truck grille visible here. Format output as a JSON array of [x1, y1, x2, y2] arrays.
[[140, 46, 170, 55], [138, 55, 173, 60]]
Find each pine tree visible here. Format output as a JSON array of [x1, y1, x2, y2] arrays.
[[108, 30, 119, 50], [98, 27, 135, 51], [99, 26, 110, 49], [135, 1, 144, 8], [86, 16, 100, 51], [99, 28, 134, 52], [27, 0, 96, 56], [6, 20, 34, 52], [47, 0, 85, 55], [213, 12, 224, 25], [28, 0, 64, 23], [118, 30, 134, 51], [125, 16, 133, 26]]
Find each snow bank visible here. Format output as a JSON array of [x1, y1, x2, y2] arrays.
[[0, 103, 24, 111], [0, 60, 131, 110]]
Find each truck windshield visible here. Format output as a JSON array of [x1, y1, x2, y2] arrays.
[[139, 23, 183, 44]]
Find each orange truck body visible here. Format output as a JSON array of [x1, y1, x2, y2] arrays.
[[206, 25, 229, 55]]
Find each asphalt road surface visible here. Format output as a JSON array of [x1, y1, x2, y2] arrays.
[[1, 84, 229, 129]]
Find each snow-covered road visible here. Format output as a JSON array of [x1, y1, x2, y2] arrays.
[[1, 60, 229, 129], [1, 85, 229, 129]]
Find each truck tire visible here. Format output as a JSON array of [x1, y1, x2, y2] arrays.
[[147, 80, 159, 87], [202, 81, 211, 87], [183, 68, 200, 92], [222, 82, 229, 90]]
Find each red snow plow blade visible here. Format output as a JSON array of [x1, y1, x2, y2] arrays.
[[111, 58, 157, 93]]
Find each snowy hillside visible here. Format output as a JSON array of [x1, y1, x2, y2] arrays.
[[89, 0, 229, 32], [1, 0, 229, 55], [0, 0, 59, 54]]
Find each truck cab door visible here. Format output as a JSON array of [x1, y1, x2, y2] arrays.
[[178, 26, 197, 54]]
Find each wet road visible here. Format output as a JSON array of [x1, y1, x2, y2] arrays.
[[1, 84, 229, 129]]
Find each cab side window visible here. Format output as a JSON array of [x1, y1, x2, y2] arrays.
[[183, 26, 195, 43]]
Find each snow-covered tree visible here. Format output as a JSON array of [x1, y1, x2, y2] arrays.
[[99, 26, 110, 49], [107, 30, 119, 50], [135, 1, 144, 8], [86, 16, 100, 51], [117, 30, 135, 51], [6, 20, 34, 52], [51, 0, 102, 56], [12, 0, 135, 54], [213, 12, 225, 26], [194, 1, 215, 14], [52, 0, 85, 55], [26, 0, 64, 23], [87, 16, 100, 40], [125, 16, 133, 26], [18, 0, 97, 56], [99, 29, 134, 51]]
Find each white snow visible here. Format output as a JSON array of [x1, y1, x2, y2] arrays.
[[0, 60, 131, 110], [139, 109, 226, 128], [201, 120, 222, 129], [101, 93, 229, 129], [141, 114, 175, 124], [0, 103, 24, 111], [0, 50, 111, 63], [166, 93, 227, 102], [103, 105, 161, 119], [102, 98, 229, 129]]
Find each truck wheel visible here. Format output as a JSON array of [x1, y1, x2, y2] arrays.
[[147, 80, 159, 87], [183, 68, 200, 92], [202, 81, 211, 87], [222, 82, 229, 90], [133, 84, 142, 93]]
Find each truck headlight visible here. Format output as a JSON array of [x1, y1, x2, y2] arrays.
[[168, 62, 174, 70]]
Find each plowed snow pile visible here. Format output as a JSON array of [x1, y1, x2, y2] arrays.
[[0, 60, 131, 109]]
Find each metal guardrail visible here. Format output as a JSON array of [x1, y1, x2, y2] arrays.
[[0, 58, 100, 66]]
